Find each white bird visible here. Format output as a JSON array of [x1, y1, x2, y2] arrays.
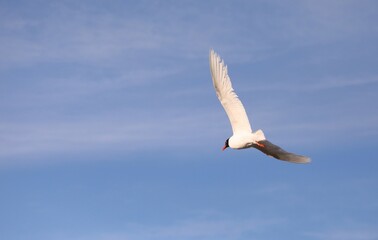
[[209, 49, 310, 164]]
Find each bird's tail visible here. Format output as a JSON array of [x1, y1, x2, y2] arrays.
[[254, 129, 266, 141]]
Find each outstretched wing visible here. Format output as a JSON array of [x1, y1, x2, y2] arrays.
[[253, 140, 311, 164], [209, 49, 252, 134]]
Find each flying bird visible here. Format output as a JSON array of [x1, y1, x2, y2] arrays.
[[209, 49, 310, 164]]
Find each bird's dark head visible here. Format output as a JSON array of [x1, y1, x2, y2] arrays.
[[222, 138, 230, 151]]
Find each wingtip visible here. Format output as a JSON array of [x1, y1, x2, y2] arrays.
[[304, 157, 312, 163], [209, 50, 224, 69], [209, 49, 215, 59], [292, 156, 311, 164]]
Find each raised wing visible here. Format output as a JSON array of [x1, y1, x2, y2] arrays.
[[209, 49, 252, 134], [253, 140, 311, 164]]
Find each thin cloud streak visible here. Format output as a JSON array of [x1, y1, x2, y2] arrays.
[[1, 0, 375, 68], [238, 76, 378, 92], [57, 217, 285, 240], [306, 227, 378, 240], [0, 110, 224, 161]]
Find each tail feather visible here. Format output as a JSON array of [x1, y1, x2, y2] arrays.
[[254, 129, 266, 141]]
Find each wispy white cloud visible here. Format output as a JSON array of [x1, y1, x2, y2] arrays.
[[1, 0, 375, 68], [0, 4, 171, 68], [0, 108, 225, 164], [237, 75, 378, 92], [57, 217, 284, 240], [0, 19, 165, 68], [306, 227, 378, 240]]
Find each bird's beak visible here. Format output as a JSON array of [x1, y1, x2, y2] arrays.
[[222, 145, 228, 151]]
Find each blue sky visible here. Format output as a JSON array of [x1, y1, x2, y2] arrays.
[[1, 0, 378, 239]]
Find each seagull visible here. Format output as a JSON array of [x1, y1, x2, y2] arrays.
[[209, 49, 310, 164]]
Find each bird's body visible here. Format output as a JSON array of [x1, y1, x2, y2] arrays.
[[228, 129, 266, 149], [209, 49, 310, 164]]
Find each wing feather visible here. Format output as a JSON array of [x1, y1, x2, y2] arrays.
[[209, 49, 252, 134], [253, 140, 311, 164]]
